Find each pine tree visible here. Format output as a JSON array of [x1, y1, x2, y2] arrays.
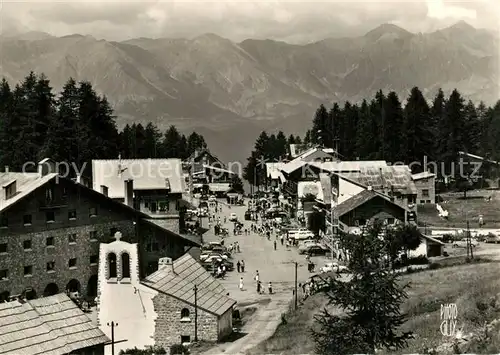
[[163, 125, 182, 158], [431, 88, 446, 161], [312, 222, 413, 354], [0, 79, 14, 168], [187, 132, 207, 156], [355, 100, 378, 159], [341, 101, 358, 159], [143, 123, 162, 158], [329, 103, 342, 151], [402, 87, 433, 167], [370, 90, 385, 160], [311, 104, 329, 145], [381, 92, 404, 163], [275, 131, 288, 161], [43, 78, 80, 165]]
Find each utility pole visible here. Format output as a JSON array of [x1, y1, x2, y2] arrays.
[[294, 262, 298, 310], [107, 321, 118, 355], [194, 285, 198, 342]]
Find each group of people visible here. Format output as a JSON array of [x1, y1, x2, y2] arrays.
[[238, 270, 273, 294]]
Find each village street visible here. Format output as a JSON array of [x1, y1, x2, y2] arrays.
[[200, 200, 328, 355]]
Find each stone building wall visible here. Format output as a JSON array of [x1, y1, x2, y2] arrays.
[[152, 293, 218, 352]]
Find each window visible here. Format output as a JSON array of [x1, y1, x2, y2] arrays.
[[24, 265, 33, 276], [387, 218, 395, 225], [90, 255, 98, 265], [89, 207, 97, 217], [426, 200, 431, 204], [46, 237, 54, 247], [0, 269, 8, 280], [68, 210, 76, 220], [45, 188, 53, 202], [68, 234, 77, 244], [89, 231, 98, 241], [23, 240, 32, 250], [23, 214, 32, 226], [0, 214, 6, 228], [180, 335, 191, 344], [46, 261, 55, 272], [68, 258, 77, 268], [180, 308, 190, 320], [0, 243, 7, 254], [422, 189, 429, 197], [420, 200, 425, 204], [46, 211, 55, 223]]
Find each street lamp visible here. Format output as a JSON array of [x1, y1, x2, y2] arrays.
[[107, 321, 118, 355]]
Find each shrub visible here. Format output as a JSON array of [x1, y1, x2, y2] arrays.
[[429, 263, 441, 270], [170, 344, 189, 355], [407, 255, 429, 265]]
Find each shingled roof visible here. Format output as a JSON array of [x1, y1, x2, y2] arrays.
[[0, 293, 109, 355], [335, 189, 407, 217], [141, 253, 236, 316]]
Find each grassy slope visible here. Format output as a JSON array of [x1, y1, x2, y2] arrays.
[[418, 190, 500, 229], [248, 261, 500, 354]]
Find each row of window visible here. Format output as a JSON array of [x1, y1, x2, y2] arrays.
[[0, 230, 102, 254], [0, 207, 98, 228], [0, 256, 97, 280]]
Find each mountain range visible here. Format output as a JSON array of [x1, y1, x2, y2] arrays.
[[0, 21, 498, 164]]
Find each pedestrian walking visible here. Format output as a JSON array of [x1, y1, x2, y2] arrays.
[[237, 260, 241, 273], [237, 243, 241, 253], [257, 280, 262, 293], [274, 240, 277, 250], [280, 235, 284, 245], [239, 277, 244, 291], [268, 282, 273, 294], [254, 270, 259, 282], [241, 260, 245, 272]]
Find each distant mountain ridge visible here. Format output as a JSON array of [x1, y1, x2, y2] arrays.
[[0, 21, 498, 163]]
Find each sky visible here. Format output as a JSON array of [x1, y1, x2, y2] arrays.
[[0, 0, 498, 43]]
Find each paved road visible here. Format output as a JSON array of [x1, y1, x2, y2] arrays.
[[200, 200, 328, 355]]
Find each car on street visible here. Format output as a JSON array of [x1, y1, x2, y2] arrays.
[[208, 195, 216, 202], [452, 239, 477, 248], [229, 212, 238, 221], [299, 244, 329, 256], [201, 256, 234, 271], [486, 234, 500, 243], [298, 239, 317, 247], [288, 229, 315, 240], [200, 252, 229, 262], [320, 262, 348, 273]]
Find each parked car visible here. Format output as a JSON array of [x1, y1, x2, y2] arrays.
[[229, 213, 238, 222], [298, 239, 317, 247], [320, 262, 348, 273], [452, 239, 477, 248], [486, 234, 500, 243], [202, 256, 234, 271], [208, 195, 216, 202], [299, 244, 328, 256]]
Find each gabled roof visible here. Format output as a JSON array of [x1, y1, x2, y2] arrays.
[[282, 159, 388, 176], [0, 172, 199, 247], [266, 162, 286, 182], [340, 165, 417, 195], [189, 149, 224, 165], [0, 172, 59, 213], [335, 189, 406, 217], [141, 253, 236, 316], [412, 171, 436, 181], [0, 293, 109, 355], [92, 159, 185, 198], [421, 234, 445, 245]]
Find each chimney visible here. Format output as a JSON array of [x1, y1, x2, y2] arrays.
[[2, 180, 17, 200], [38, 158, 55, 177], [158, 257, 174, 273], [124, 179, 134, 207], [100, 185, 108, 197], [367, 186, 372, 191]]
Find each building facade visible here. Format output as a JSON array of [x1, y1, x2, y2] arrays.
[[143, 254, 236, 351], [412, 172, 436, 205], [0, 160, 199, 302]]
